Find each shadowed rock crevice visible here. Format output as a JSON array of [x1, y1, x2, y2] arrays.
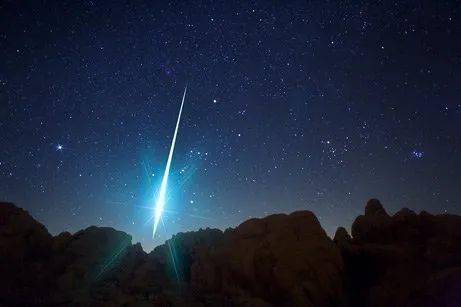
[[1, 199, 461, 306]]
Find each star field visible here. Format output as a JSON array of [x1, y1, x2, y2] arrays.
[[0, 1, 460, 250]]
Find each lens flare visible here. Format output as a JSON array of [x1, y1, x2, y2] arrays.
[[152, 86, 187, 237]]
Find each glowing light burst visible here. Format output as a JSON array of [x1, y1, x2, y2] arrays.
[[152, 86, 187, 237]]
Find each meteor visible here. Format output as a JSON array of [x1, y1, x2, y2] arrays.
[[152, 86, 187, 237]]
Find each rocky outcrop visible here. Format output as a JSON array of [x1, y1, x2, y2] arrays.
[[0, 202, 166, 306], [189, 211, 345, 306], [51, 226, 144, 305], [1, 199, 461, 306], [340, 199, 461, 307], [0, 202, 54, 305]]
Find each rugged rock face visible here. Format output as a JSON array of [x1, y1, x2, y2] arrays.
[[0, 202, 167, 306], [189, 211, 345, 307], [0, 202, 56, 305], [51, 226, 145, 305], [342, 199, 461, 307], [1, 199, 461, 306]]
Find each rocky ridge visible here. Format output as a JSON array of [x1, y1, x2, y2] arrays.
[[1, 199, 461, 306]]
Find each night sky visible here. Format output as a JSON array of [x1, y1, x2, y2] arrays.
[[1, 1, 460, 251]]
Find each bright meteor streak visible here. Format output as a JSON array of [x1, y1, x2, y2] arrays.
[[152, 86, 187, 237]]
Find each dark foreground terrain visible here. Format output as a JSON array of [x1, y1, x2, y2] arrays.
[[1, 199, 461, 307]]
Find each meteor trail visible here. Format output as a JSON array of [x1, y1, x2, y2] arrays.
[[152, 86, 187, 237]]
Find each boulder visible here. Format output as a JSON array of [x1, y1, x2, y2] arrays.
[[51, 226, 141, 305], [351, 199, 393, 243], [342, 199, 461, 307], [190, 211, 345, 306], [0, 202, 53, 305]]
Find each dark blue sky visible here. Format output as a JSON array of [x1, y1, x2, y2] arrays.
[[1, 0, 460, 250]]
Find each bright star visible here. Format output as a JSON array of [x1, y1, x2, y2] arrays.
[[56, 144, 63, 151]]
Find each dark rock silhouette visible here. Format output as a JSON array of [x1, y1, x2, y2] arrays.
[[343, 199, 461, 307], [0, 202, 54, 305], [188, 211, 344, 306], [1, 199, 461, 306]]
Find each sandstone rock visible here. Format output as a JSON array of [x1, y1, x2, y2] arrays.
[[51, 226, 143, 305], [407, 267, 461, 307], [2, 200, 461, 306], [190, 211, 345, 307], [351, 199, 393, 243], [152, 227, 224, 283], [0, 202, 52, 260], [334, 227, 351, 244], [0, 202, 54, 305], [364, 199, 387, 216], [342, 199, 461, 307]]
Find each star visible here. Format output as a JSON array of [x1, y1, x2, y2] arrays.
[[0, 0, 458, 254], [411, 150, 424, 159]]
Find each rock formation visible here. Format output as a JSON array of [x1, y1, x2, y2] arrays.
[[341, 199, 461, 307], [188, 211, 344, 306], [1, 199, 461, 306]]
